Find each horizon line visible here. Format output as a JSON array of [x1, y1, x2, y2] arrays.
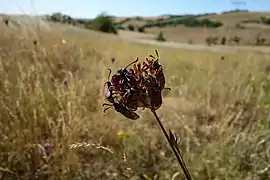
[[1, 8, 269, 19]]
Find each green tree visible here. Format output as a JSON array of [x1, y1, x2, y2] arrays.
[[127, 24, 135, 31], [138, 26, 145, 33], [85, 12, 117, 34], [50, 12, 63, 22]]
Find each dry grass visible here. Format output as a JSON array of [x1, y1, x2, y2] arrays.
[[0, 18, 270, 180]]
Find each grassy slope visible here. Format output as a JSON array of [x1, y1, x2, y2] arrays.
[[117, 11, 270, 45], [198, 11, 270, 25], [0, 16, 270, 179]]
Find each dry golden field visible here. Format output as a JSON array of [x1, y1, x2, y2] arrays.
[[0, 15, 270, 180]]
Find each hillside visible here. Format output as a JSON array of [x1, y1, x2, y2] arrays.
[[40, 10, 270, 46], [198, 11, 270, 26], [115, 11, 270, 28], [114, 11, 270, 45]]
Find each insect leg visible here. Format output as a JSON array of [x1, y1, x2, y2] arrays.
[[149, 50, 159, 60], [102, 103, 113, 107], [103, 106, 112, 113]]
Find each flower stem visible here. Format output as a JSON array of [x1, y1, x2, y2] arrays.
[[150, 108, 192, 180]]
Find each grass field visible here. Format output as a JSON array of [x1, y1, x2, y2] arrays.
[[0, 16, 270, 180]]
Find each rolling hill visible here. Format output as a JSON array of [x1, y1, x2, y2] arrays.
[[114, 10, 270, 45]]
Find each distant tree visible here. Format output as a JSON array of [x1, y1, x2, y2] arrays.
[[127, 24, 135, 31], [156, 32, 166, 42], [49, 12, 73, 24], [137, 26, 145, 33], [50, 12, 63, 22], [135, 16, 143, 21], [85, 12, 117, 34]]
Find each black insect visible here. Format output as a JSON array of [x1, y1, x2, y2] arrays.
[[102, 102, 140, 120], [111, 57, 139, 93], [103, 69, 140, 120]]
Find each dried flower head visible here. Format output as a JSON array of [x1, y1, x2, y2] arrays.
[[102, 50, 170, 120]]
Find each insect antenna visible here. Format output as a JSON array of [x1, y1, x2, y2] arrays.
[[149, 50, 159, 60], [107, 69, 112, 81], [155, 49, 159, 59], [125, 57, 139, 69]]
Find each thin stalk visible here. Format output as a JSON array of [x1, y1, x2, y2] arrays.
[[151, 108, 192, 180]]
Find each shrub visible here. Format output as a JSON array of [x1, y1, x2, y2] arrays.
[[127, 24, 135, 31], [256, 34, 266, 45], [49, 12, 73, 24], [117, 26, 126, 30], [85, 13, 117, 34], [235, 23, 245, 29], [260, 16, 270, 25], [156, 32, 166, 42], [137, 26, 145, 33], [205, 36, 218, 46], [135, 16, 143, 21], [220, 36, 227, 45], [231, 36, 241, 45]]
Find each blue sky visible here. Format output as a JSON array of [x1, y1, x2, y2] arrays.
[[1, 0, 270, 18]]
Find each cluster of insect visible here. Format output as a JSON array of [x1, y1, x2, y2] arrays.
[[103, 50, 171, 120]]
